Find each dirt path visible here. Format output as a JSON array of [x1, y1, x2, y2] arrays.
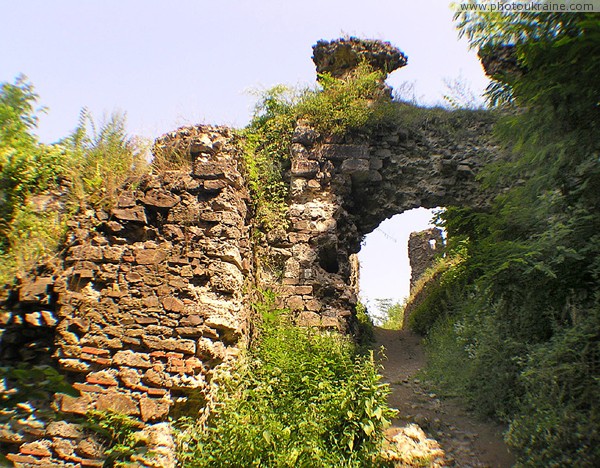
[[375, 327, 515, 468]]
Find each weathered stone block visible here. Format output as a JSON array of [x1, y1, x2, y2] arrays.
[[115, 368, 141, 389], [291, 158, 320, 177], [142, 336, 196, 355], [296, 311, 321, 327], [140, 397, 171, 422], [59, 393, 94, 415], [196, 337, 226, 361], [193, 160, 226, 179], [143, 368, 173, 388], [161, 296, 185, 313], [19, 277, 53, 303], [135, 249, 167, 265], [76, 437, 104, 459], [143, 189, 181, 208], [291, 125, 318, 146], [52, 437, 77, 458], [46, 421, 83, 439], [19, 440, 52, 457], [117, 192, 137, 208], [341, 158, 370, 175], [96, 393, 139, 415], [113, 350, 152, 368], [320, 144, 369, 160], [111, 205, 147, 223], [286, 296, 304, 310], [86, 371, 118, 386]]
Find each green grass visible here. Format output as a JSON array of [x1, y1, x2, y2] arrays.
[[176, 291, 396, 467]]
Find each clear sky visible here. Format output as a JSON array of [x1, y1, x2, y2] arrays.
[[1, 0, 488, 312]]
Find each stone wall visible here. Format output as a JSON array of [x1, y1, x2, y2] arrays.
[[0, 38, 501, 466], [0, 126, 252, 467], [408, 228, 444, 291], [253, 39, 498, 335]]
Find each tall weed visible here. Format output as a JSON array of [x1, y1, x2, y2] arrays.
[[177, 292, 395, 467]]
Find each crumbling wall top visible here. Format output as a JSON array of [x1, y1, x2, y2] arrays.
[[312, 37, 407, 79]]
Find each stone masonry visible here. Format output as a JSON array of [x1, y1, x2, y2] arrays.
[[1, 126, 252, 467], [257, 39, 498, 334], [0, 37, 500, 466], [408, 228, 444, 291]]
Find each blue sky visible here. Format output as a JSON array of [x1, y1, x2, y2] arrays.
[[1, 0, 488, 310]]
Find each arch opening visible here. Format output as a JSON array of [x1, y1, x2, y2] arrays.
[[357, 207, 440, 325]]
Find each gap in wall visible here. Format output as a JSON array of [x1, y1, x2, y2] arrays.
[[358, 207, 438, 323]]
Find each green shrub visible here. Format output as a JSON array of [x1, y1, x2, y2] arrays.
[[297, 62, 391, 135], [177, 292, 395, 467], [0, 77, 148, 284], [242, 86, 297, 233], [0, 204, 66, 284], [355, 301, 375, 345], [85, 410, 145, 467], [242, 63, 398, 234], [371, 298, 405, 331], [65, 109, 149, 210], [406, 257, 466, 336], [506, 306, 600, 467]]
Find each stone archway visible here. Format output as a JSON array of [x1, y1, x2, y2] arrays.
[[260, 38, 499, 334], [0, 37, 501, 466]]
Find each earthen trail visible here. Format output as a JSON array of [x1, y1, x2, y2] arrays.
[[375, 327, 515, 467]]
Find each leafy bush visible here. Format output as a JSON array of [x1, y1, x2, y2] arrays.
[[416, 12, 600, 466], [177, 292, 395, 467], [405, 251, 466, 335], [297, 62, 391, 135], [242, 86, 297, 232], [242, 63, 398, 234], [0, 205, 66, 284], [506, 306, 600, 467], [65, 109, 149, 209], [355, 301, 375, 345], [0, 77, 148, 283], [85, 410, 145, 467], [370, 298, 405, 331]]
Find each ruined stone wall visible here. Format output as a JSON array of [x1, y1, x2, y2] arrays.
[[408, 228, 444, 291], [0, 126, 252, 467], [252, 38, 498, 334], [0, 38, 501, 466], [258, 114, 496, 334]]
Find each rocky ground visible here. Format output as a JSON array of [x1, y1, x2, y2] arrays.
[[375, 327, 515, 468]]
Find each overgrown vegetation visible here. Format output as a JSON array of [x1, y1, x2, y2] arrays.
[[85, 410, 145, 467], [177, 291, 395, 467], [242, 63, 397, 233], [369, 298, 406, 331], [413, 11, 600, 466], [0, 76, 148, 284]]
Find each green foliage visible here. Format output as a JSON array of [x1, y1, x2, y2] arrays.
[[405, 251, 467, 335], [505, 305, 600, 467], [297, 63, 390, 135], [0, 77, 68, 282], [0, 77, 148, 284], [371, 298, 405, 331], [0, 77, 64, 253], [0, 205, 66, 284], [85, 410, 145, 467], [242, 86, 297, 232], [177, 291, 395, 467], [0, 364, 79, 407], [355, 301, 375, 346], [65, 108, 149, 209], [418, 12, 600, 467], [243, 63, 397, 234]]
